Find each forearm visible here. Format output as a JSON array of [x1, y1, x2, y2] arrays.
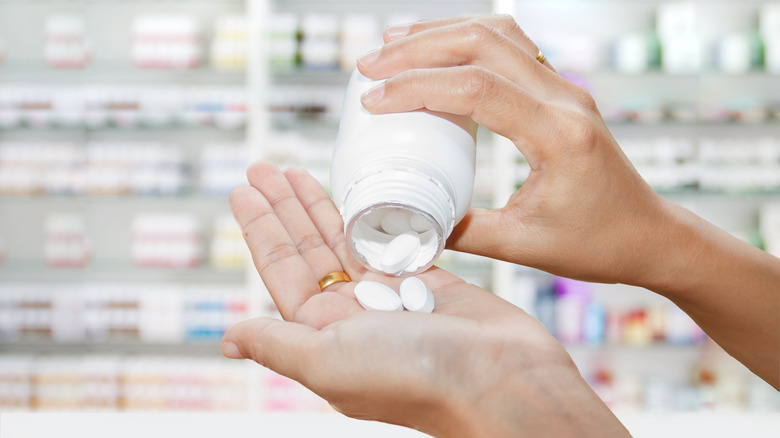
[[638, 197, 780, 388], [426, 364, 630, 438]]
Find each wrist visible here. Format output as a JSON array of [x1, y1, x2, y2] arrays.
[[624, 196, 701, 294], [424, 352, 629, 437]]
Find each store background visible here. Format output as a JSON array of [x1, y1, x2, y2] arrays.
[[0, 0, 778, 436]]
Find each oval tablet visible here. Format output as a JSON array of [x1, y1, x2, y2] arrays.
[[354, 281, 403, 312], [361, 209, 385, 230], [409, 213, 434, 232], [400, 277, 435, 313], [380, 209, 412, 235], [380, 232, 421, 274]]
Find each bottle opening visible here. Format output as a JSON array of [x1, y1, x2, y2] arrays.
[[346, 203, 444, 276]]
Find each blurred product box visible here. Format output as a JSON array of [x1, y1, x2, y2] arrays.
[[132, 15, 203, 70], [200, 143, 249, 196], [209, 213, 249, 270], [44, 15, 90, 69], [211, 15, 249, 71], [132, 213, 203, 268], [44, 213, 91, 268]]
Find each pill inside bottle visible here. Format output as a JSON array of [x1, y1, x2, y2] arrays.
[[349, 205, 441, 275]]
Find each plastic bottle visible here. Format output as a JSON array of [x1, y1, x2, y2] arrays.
[[331, 68, 477, 276]]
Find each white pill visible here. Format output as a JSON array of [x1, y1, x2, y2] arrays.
[[380, 209, 411, 235], [409, 213, 434, 232], [354, 281, 403, 312], [380, 232, 421, 274], [361, 209, 385, 230], [400, 277, 435, 313]]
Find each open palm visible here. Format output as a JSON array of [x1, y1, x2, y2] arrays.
[[223, 161, 594, 435]]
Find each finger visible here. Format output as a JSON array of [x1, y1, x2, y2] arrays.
[[385, 15, 520, 44], [369, 16, 557, 83], [283, 167, 368, 278], [229, 184, 318, 320], [361, 66, 562, 166], [444, 207, 524, 263], [383, 16, 470, 43], [222, 317, 321, 385], [246, 161, 345, 291], [383, 14, 555, 71]]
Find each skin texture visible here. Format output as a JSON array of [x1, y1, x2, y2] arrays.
[[223, 14, 780, 437]]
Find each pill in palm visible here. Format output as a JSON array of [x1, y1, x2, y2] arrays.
[[354, 281, 403, 312], [380, 232, 421, 274], [409, 213, 434, 232], [400, 276, 435, 313], [380, 209, 411, 235]]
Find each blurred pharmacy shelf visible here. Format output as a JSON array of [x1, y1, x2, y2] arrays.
[[0, 0, 778, 420]]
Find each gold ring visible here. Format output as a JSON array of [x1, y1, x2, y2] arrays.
[[535, 50, 546, 64], [318, 271, 351, 291]]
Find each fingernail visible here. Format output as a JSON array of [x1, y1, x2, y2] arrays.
[[222, 341, 244, 359], [357, 47, 381, 67], [360, 83, 385, 106], [385, 24, 411, 40]]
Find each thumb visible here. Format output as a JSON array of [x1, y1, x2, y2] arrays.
[[222, 317, 321, 383], [446, 207, 519, 260]]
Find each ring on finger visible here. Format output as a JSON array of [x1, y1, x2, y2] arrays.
[[535, 50, 546, 64], [318, 271, 352, 291]]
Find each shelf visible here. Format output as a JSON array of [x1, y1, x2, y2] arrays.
[[0, 340, 222, 356], [0, 61, 245, 85], [0, 193, 232, 205], [272, 69, 350, 87], [0, 125, 247, 134], [0, 260, 245, 284]]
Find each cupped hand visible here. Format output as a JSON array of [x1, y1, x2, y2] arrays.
[[357, 15, 671, 287], [223, 161, 627, 437]]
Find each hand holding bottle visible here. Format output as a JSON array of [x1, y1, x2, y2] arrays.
[[358, 15, 779, 387]]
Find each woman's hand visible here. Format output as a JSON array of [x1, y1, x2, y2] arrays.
[[223, 161, 629, 437], [357, 15, 667, 287], [358, 15, 779, 388]]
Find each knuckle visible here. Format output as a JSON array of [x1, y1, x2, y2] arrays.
[[462, 65, 494, 103], [491, 14, 520, 34], [323, 227, 347, 250], [240, 209, 274, 235], [295, 232, 326, 255], [464, 20, 501, 46], [256, 242, 299, 273], [570, 84, 599, 115], [564, 112, 600, 154], [266, 192, 296, 208]]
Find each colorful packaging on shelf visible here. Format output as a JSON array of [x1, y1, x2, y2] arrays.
[[44, 14, 90, 69], [200, 144, 249, 196], [131, 15, 203, 70], [43, 213, 90, 268], [132, 213, 203, 268], [267, 12, 299, 71], [209, 213, 249, 269], [300, 13, 339, 70], [339, 14, 381, 71], [211, 15, 249, 71], [656, 3, 701, 74]]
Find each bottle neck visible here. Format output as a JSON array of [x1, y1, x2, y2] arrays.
[[342, 166, 456, 275]]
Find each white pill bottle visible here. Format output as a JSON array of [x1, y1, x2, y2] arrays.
[[331, 68, 477, 276]]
